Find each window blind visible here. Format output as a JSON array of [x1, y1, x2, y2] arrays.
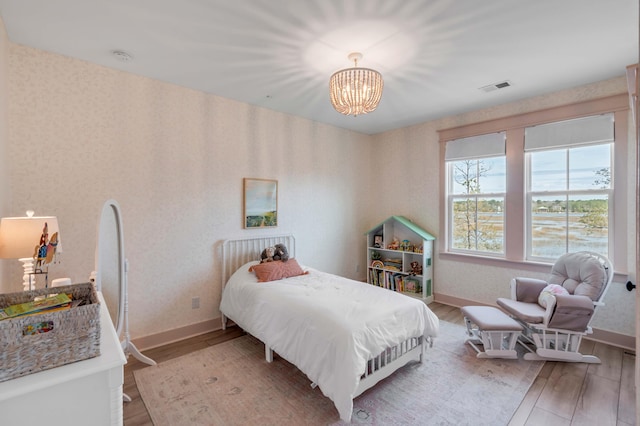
[[445, 132, 506, 161], [524, 113, 614, 152]]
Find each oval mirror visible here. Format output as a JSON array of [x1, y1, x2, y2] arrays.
[[93, 199, 155, 375], [94, 199, 125, 335]]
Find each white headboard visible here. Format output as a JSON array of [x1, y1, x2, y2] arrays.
[[221, 234, 296, 288]]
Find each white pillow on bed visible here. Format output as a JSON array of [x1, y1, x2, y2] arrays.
[[248, 258, 308, 282]]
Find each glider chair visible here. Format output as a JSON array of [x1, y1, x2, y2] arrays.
[[497, 251, 613, 363]]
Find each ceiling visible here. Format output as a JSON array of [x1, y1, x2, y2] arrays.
[[0, 0, 637, 134]]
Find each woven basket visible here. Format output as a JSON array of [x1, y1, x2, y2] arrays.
[[0, 282, 101, 382]]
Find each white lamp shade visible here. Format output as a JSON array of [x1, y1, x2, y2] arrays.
[[0, 216, 61, 259]]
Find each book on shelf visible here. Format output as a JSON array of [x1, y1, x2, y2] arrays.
[[382, 258, 402, 272], [393, 273, 404, 292]]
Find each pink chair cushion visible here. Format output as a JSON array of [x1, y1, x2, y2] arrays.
[[549, 252, 607, 301], [461, 306, 523, 331], [496, 297, 546, 324], [547, 294, 595, 331]]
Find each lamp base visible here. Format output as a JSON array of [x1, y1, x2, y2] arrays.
[[19, 257, 34, 291]]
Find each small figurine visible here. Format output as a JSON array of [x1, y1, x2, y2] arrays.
[[388, 238, 400, 250], [33, 222, 59, 271], [401, 239, 414, 251]]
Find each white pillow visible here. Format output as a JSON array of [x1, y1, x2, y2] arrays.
[[538, 284, 569, 308]]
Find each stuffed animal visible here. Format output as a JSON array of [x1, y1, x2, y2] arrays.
[[272, 243, 289, 262], [410, 261, 422, 276], [261, 244, 289, 263], [260, 246, 276, 263]]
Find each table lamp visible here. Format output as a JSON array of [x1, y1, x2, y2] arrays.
[[0, 210, 61, 291]]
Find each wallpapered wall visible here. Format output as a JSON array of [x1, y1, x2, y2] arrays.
[[0, 18, 10, 285], [4, 43, 371, 339], [2, 37, 635, 341]]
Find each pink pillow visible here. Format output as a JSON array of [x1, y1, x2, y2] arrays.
[[248, 259, 307, 282], [538, 284, 569, 308]]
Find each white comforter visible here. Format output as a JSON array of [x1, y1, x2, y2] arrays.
[[219, 262, 439, 421]]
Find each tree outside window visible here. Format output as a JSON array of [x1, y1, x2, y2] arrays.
[[449, 157, 505, 253]]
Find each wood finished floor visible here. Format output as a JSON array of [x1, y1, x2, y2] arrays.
[[123, 302, 636, 425]]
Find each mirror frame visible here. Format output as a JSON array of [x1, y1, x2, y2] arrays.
[[94, 199, 126, 336]]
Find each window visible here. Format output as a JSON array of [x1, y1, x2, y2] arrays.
[[525, 114, 613, 261], [440, 95, 628, 271], [446, 133, 506, 255]]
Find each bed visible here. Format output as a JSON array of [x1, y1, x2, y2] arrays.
[[219, 234, 439, 422]]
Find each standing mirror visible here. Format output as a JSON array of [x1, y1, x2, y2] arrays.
[[94, 199, 155, 399], [95, 200, 124, 335]]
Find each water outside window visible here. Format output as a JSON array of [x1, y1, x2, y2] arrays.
[[529, 144, 611, 259]]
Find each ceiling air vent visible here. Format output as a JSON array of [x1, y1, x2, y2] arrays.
[[111, 50, 133, 62], [479, 80, 512, 93]]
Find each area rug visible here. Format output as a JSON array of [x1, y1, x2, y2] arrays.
[[134, 321, 543, 425]]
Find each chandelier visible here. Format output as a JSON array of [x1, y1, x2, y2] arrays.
[[329, 52, 384, 117]]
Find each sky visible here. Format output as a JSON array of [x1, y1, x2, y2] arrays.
[[451, 143, 611, 195]]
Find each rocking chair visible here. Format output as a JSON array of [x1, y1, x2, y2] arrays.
[[497, 251, 613, 363]]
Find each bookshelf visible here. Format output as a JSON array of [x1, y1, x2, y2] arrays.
[[365, 216, 435, 302]]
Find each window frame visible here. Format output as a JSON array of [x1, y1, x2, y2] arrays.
[[438, 94, 629, 273]]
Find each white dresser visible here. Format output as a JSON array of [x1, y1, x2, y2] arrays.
[[0, 292, 127, 425]]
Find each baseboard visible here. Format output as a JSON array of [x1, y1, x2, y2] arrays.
[[434, 293, 494, 308], [588, 328, 636, 352], [434, 292, 636, 351], [132, 318, 223, 352]]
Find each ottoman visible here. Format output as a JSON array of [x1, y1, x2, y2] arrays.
[[461, 306, 523, 359]]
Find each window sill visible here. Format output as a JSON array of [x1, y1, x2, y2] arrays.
[[438, 251, 628, 282], [439, 251, 551, 273]]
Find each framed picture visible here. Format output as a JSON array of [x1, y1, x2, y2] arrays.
[[243, 178, 278, 228], [374, 235, 383, 248]]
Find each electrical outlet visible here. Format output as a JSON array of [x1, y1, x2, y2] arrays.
[[192, 297, 200, 309]]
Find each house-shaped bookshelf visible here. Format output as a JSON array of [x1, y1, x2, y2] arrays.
[[365, 216, 435, 302]]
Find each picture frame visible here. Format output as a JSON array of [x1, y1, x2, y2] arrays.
[[373, 234, 383, 248], [243, 178, 278, 228]]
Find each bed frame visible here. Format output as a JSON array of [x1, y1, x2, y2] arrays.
[[220, 234, 426, 402]]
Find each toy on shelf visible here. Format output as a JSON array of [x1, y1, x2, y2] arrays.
[[410, 261, 423, 276], [400, 239, 414, 252], [387, 238, 400, 250], [371, 260, 384, 268]]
